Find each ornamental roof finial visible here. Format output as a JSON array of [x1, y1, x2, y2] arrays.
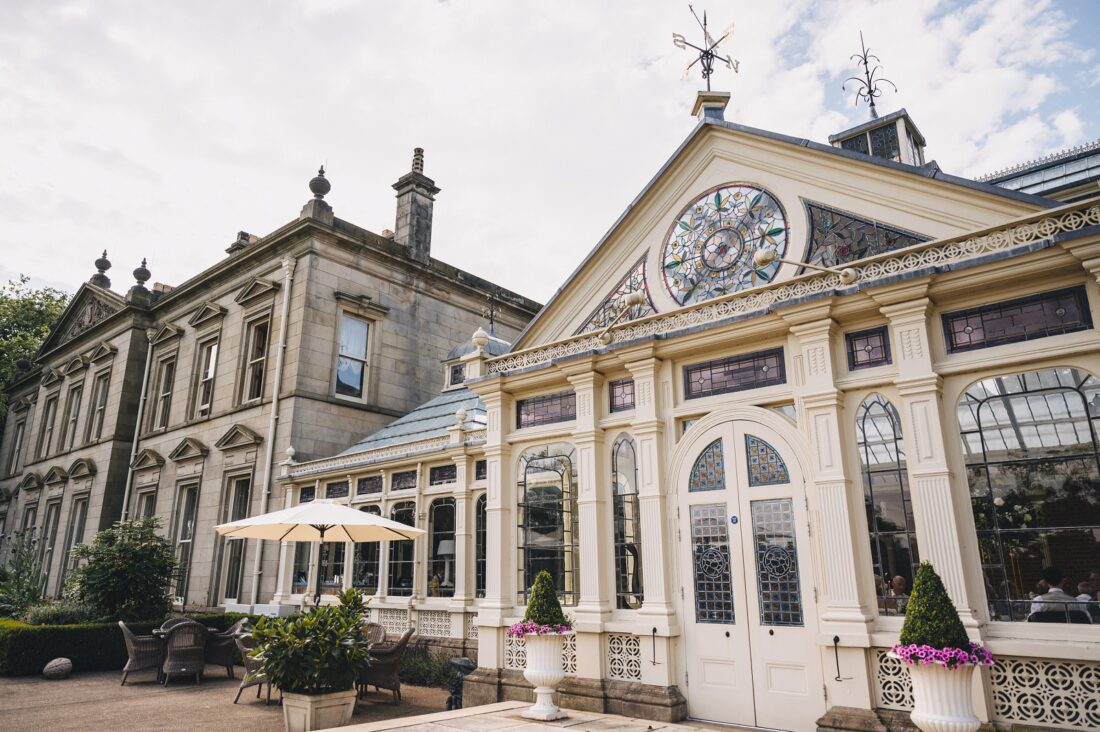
[[843, 31, 897, 120]]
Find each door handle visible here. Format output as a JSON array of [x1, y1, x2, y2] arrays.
[[725, 631, 730, 638]]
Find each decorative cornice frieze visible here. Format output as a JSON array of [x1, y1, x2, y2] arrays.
[[286, 430, 487, 480], [486, 202, 1100, 376]]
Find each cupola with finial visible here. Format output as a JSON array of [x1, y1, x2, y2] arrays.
[[828, 32, 926, 166], [392, 147, 440, 265], [90, 250, 112, 289], [300, 165, 334, 225]]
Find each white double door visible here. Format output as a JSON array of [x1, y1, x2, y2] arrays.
[[677, 420, 824, 731]]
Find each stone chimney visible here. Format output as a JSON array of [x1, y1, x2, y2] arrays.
[[392, 147, 440, 265], [692, 91, 730, 123]]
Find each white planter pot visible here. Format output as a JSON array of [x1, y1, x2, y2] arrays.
[[907, 662, 980, 732], [281, 688, 357, 732], [521, 632, 569, 721]]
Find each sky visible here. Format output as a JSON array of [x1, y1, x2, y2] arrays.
[[1, 0, 1097, 304]]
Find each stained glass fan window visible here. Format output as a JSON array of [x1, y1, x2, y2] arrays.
[[745, 435, 789, 486], [689, 439, 725, 492]]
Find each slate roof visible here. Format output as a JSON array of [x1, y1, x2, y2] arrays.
[[337, 387, 485, 456], [445, 335, 511, 360]]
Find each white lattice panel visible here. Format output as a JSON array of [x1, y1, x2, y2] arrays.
[[378, 608, 409, 635], [417, 610, 451, 637], [465, 614, 479, 639], [873, 649, 914, 711], [991, 656, 1100, 730], [562, 633, 576, 675], [606, 634, 641, 681], [504, 635, 526, 670]]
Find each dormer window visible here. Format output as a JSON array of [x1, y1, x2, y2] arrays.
[[448, 362, 465, 387]]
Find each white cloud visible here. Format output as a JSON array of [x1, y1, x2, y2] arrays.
[[0, 0, 1093, 304]]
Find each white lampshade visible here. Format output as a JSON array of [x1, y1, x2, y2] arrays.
[[436, 539, 455, 557]]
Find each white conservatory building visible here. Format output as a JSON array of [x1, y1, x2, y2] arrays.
[[275, 94, 1100, 732]]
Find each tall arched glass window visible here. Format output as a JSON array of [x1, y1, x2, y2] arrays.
[[959, 367, 1100, 621], [387, 501, 416, 596], [428, 498, 456, 598], [518, 443, 578, 605], [612, 435, 644, 609], [475, 494, 487, 598], [352, 505, 381, 593], [856, 394, 918, 613]]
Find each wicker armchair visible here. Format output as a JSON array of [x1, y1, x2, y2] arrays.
[[162, 620, 208, 685], [363, 621, 386, 648], [160, 617, 191, 632], [118, 621, 164, 686], [357, 628, 413, 704], [233, 634, 274, 705], [206, 618, 248, 678]]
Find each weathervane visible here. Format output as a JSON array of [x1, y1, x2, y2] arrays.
[[482, 290, 498, 336], [843, 31, 896, 120], [672, 5, 739, 91]]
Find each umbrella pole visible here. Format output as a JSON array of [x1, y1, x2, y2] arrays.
[[314, 527, 326, 607]]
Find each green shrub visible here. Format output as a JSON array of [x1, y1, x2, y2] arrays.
[[898, 562, 970, 651], [24, 601, 101, 626], [0, 530, 42, 618], [250, 590, 370, 694], [68, 518, 176, 622], [524, 569, 569, 627], [399, 644, 459, 688], [0, 612, 263, 676]]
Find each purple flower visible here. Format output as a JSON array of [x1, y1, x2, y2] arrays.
[[891, 642, 994, 669]]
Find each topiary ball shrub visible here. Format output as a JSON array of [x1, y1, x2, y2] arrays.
[[893, 562, 993, 669], [507, 570, 571, 637]]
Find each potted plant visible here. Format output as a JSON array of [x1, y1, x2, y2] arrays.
[[891, 562, 994, 732], [507, 570, 573, 721], [251, 588, 372, 732]]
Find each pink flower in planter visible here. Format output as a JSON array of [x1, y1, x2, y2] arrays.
[[891, 641, 994, 669]]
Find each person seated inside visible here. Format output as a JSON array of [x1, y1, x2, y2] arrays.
[[1029, 567, 1090, 622], [884, 575, 909, 615]]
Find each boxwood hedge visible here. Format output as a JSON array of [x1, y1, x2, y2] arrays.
[[0, 612, 258, 676]]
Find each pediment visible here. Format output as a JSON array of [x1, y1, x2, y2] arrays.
[[37, 284, 126, 357], [130, 448, 166, 470], [62, 355, 88, 376], [168, 437, 209, 462], [12, 396, 32, 413], [43, 465, 69, 485], [41, 368, 63, 387], [18, 472, 42, 491], [88, 341, 118, 363], [188, 301, 227, 328], [512, 121, 1047, 350], [150, 324, 183, 346], [234, 278, 279, 306], [214, 424, 263, 451], [67, 458, 97, 479]]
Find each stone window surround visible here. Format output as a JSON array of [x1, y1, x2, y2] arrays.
[[237, 307, 273, 407], [330, 293, 388, 407], [147, 351, 178, 433], [5, 417, 26, 478], [219, 468, 255, 603], [168, 479, 202, 604], [35, 390, 60, 460], [83, 366, 113, 444], [187, 328, 222, 421], [59, 382, 84, 453]]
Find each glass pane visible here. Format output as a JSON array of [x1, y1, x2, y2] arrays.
[[224, 539, 244, 599], [745, 435, 790, 486], [320, 542, 345, 594], [428, 499, 456, 598], [689, 439, 725, 492], [613, 436, 643, 609], [690, 503, 735, 624], [750, 499, 803, 626], [292, 543, 311, 593], [339, 316, 369, 359], [335, 357, 364, 398], [353, 506, 380, 593]]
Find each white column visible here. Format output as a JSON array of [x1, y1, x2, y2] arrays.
[[881, 298, 977, 625], [452, 456, 471, 602], [477, 386, 514, 669], [272, 483, 297, 602]]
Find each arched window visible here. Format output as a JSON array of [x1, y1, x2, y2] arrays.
[[428, 498, 456, 598], [959, 367, 1100, 621], [475, 494, 487, 598], [352, 505, 381, 593], [518, 443, 578, 605], [612, 435, 644, 609], [856, 394, 918, 613], [387, 501, 416, 596]]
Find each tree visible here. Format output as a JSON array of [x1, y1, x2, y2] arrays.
[[898, 561, 971, 652], [68, 518, 177, 622], [0, 530, 43, 617], [0, 275, 69, 418]]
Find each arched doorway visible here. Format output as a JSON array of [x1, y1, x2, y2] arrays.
[[674, 416, 824, 730]]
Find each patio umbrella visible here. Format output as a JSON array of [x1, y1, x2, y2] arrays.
[[214, 499, 424, 606]]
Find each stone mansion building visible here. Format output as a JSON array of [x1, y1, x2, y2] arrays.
[[4, 92, 1100, 732]]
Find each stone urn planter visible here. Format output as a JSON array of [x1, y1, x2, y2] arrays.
[[892, 563, 993, 732], [281, 689, 358, 732], [521, 631, 572, 721], [510, 569, 574, 722], [907, 661, 980, 732]]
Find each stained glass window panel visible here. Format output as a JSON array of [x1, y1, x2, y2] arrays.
[[516, 391, 577, 429], [689, 439, 725, 493], [691, 503, 735, 623], [576, 255, 657, 334], [684, 348, 785, 399], [750, 499, 803, 626], [662, 185, 787, 306], [745, 435, 789, 486], [840, 134, 869, 155], [802, 201, 928, 271], [609, 378, 635, 413], [299, 486, 315, 503], [475, 460, 487, 481], [391, 470, 417, 491], [325, 480, 349, 499], [869, 123, 901, 160], [846, 326, 892, 370], [357, 475, 382, 495], [429, 464, 457, 485], [942, 286, 1091, 353]]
